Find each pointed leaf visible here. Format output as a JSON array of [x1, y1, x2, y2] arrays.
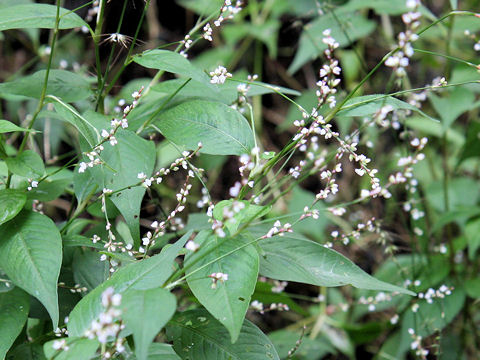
[[0, 211, 62, 328], [155, 100, 254, 155], [185, 232, 259, 342], [5, 150, 45, 178], [0, 70, 92, 103], [258, 234, 415, 295], [0, 189, 26, 225], [122, 288, 176, 360], [145, 343, 181, 359], [166, 309, 280, 360], [133, 49, 211, 85], [0, 3, 88, 31], [0, 288, 30, 359], [0, 119, 32, 133], [67, 232, 191, 337], [44, 337, 99, 360], [289, 13, 375, 74], [337, 94, 437, 122], [101, 129, 155, 242]]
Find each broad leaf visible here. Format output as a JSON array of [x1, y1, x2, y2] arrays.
[[399, 284, 465, 348], [145, 343, 180, 359], [337, 94, 437, 122], [0, 70, 92, 103], [72, 250, 109, 293], [213, 200, 271, 234], [0, 119, 31, 133], [466, 218, 480, 260], [166, 309, 280, 360], [0, 288, 30, 359], [458, 120, 480, 164], [0, 3, 87, 31], [0, 189, 26, 225], [5, 150, 45, 178], [155, 100, 254, 155], [185, 232, 259, 342], [133, 49, 212, 85], [258, 234, 415, 295], [67, 232, 190, 337], [289, 13, 376, 74], [429, 87, 475, 129], [122, 288, 176, 360], [0, 211, 62, 328], [26, 178, 71, 202], [43, 337, 99, 360], [98, 129, 155, 243]]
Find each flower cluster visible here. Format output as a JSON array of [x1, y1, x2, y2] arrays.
[[407, 328, 429, 359], [210, 65, 232, 84], [250, 300, 289, 314], [209, 272, 228, 289], [329, 217, 379, 246], [358, 291, 393, 312], [317, 29, 341, 108], [85, 0, 99, 22], [27, 178, 38, 191], [262, 220, 293, 239], [85, 287, 125, 356], [385, 0, 422, 77], [417, 284, 453, 304], [78, 87, 143, 173]]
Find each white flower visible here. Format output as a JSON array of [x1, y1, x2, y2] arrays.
[[209, 66, 232, 84]]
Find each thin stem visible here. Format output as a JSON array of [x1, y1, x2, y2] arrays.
[[95, 0, 129, 111], [7, 0, 62, 187]]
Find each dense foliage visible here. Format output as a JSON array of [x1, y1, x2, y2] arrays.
[[0, 0, 479, 359]]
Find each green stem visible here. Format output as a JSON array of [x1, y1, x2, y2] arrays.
[[95, 0, 129, 111], [93, 0, 107, 113], [7, 0, 62, 187]]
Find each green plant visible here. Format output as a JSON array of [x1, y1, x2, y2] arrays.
[[0, 0, 480, 359]]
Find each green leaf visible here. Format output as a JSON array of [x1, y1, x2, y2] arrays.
[[0, 211, 62, 328], [5, 343, 46, 360], [72, 250, 109, 293], [43, 338, 99, 360], [144, 343, 180, 359], [0, 189, 26, 225], [213, 200, 271, 234], [155, 100, 254, 155], [466, 218, 480, 260], [52, 97, 100, 148], [152, 79, 237, 104], [429, 87, 475, 129], [458, 120, 480, 164], [258, 234, 415, 295], [133, 49, 211, 85], [400, 283, 465, 340], [289, 13, 376, 74], [0, 70, 92, 103], [166, 309, 280, 360], [338, 94, 437, 122], [0, 3, 88, 31], [122, 288, 176, 360], [185, 232, 259, 342], [176, 0, 223, 15], [0, 288, 30, 359], [269, 330, 335, 359], [0, 119, 32, 133], [63, 235, 105, 250], [26, 178, 70, 202], [98, 129, 155, 243], [67, 232, 190, 337], [5, 150, 45, 178]]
